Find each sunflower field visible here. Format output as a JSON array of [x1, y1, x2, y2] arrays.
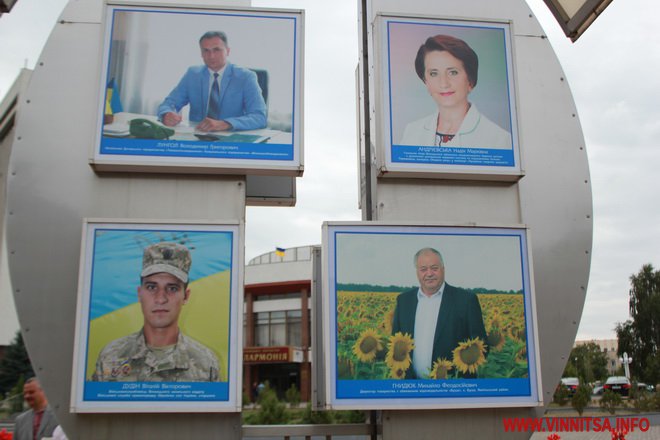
[[336, 290, 529, 380]]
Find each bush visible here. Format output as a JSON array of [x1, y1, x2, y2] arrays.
[[628, 383, 639, 401], [334, 410, 367, 423], [630, 391, 654, 413], [553, 384, 570, 406], [253, 387, 287, 424], [571, 384, 592, 415], [631, 390, 660, 412], [301, 402, 333, 424], [285, 384, 301, 408], [600, 389, 623, 415]]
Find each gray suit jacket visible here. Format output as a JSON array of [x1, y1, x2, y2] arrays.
[[13, 405, 58, 440]]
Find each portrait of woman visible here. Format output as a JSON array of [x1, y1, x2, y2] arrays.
[[400, 34, 512, 149]]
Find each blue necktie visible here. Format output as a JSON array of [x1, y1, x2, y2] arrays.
[[207, 72, 220, 119]]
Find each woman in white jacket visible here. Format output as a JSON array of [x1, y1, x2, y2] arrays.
[[400, 34, 511, 150]]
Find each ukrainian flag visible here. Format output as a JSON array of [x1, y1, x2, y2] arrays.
[[275, 247, 286, 257], [105, 78, 123, 115]]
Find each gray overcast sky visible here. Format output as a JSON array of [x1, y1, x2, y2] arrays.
[[1, 0, 659, 341]]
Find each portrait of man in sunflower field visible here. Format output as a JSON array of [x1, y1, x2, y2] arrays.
[[335, 242, 529, 382]]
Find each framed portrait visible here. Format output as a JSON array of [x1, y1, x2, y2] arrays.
[[322, 222, 541, 409], [375, 15, 522, 181], [70, 219, 243, 412], [91, 3, 304, 176]]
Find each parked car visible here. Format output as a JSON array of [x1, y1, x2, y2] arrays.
[[603, 376, 631, 396], [592, 382, 604, 395], [635, 382, 655, 393], [560, 377, 580, 396]]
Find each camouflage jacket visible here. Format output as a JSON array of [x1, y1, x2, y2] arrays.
[[92, 329, 220, 382]]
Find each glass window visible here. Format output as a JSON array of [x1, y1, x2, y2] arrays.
[[256, 312, 269, 347], [254, 292, 300, 301], [252, 309, 307, 348], [287, 310, 302, 346], [270, 311, 286, 345]]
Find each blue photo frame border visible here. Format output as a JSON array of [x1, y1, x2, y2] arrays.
[[322, 223, 542, 410]]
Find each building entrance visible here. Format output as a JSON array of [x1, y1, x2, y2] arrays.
[[256, 363, 300, 400]]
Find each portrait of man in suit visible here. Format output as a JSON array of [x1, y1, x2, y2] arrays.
[[391, 247, 487, 379], [157, 30, 267, 132]]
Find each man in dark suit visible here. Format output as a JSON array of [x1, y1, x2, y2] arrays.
[[13, 378, 59, 440], [391, 247, 487, 378]]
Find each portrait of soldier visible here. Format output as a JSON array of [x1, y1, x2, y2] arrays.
[[92, 242, 220, 382]]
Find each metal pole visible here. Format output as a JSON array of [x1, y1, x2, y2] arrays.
[[360, 0, 373, 220]]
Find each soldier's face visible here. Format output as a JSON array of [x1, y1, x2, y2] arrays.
[[138, 273, 189, 332]]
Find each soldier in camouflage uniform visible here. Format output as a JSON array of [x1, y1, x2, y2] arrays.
[[92, 242, 220, 382]]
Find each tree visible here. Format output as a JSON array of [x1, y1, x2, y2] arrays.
[[599, 389, 622, 415], [615, 264, 660, 384], [561, 342, 608, 383], [571, 383, 593, 416], [0, 330, 34, 397]]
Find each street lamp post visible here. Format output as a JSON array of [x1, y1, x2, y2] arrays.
[[619, 352, 633, 379]]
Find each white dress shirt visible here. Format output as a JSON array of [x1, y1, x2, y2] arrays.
[[413, 282, 445, 378]]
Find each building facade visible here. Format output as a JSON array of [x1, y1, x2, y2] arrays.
[[243, 245, 317, 402]]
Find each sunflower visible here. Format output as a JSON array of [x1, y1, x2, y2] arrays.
[[511, 325, 527, 343], [380, 309, 395, 335], [452, 337, 487, 375], [390, 367, 406, 380], [385, 332, 415, 372], [352, 329, 383, 362], [487, 328, 506, 352], [429, 358, 453, 379], [506, 324, 519, 342], [515, 345, 527, 363], [488, 313, 503, 331]]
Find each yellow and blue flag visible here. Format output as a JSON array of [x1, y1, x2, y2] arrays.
[[105, 78, 123, 115], [275, 247, 285, 257]]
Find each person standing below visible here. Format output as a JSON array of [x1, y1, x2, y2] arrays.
[[158, 31, 267, 133], [13, 378, 58, 440]]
